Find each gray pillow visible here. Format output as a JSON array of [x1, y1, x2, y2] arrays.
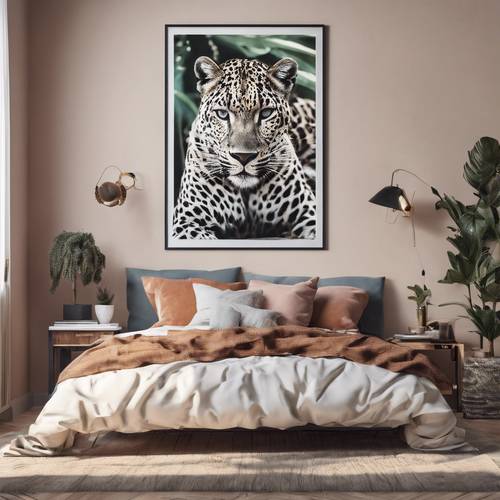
[[126, 267, 241, 331], [210, 301, 280, 329], [236, 303, 280, 328], [210, 302, 242, 329], [219, 288, 264, 307]]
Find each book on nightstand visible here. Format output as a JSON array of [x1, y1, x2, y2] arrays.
[[392, 331, 441, 342], [50, 322, 120, 331], [54, 320, 97, 324]]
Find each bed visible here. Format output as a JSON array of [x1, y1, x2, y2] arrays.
[[2, 268, 466, 456]]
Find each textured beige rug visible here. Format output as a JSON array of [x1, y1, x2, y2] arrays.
[[0, 429, 499, 492]]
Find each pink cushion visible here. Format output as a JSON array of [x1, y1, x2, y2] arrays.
[[248, 277, 319, 326], [310, 286, 369, 330]]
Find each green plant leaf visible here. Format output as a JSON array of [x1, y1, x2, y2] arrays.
[[463, 137, 500, 194], [439, 301, 469, 309], [407, 284, 432, 306], [458, 210, 488, 241], [435, 193, 467, 227], [97, 286, 114, 305]]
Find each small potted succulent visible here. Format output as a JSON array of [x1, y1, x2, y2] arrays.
[[95, 287, 115, 324], [407, 283, 432, 329], [49, 231, 106, 320]]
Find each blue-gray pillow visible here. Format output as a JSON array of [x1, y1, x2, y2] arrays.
[[127, 267, 241, 332], [242, 272, 385, 337]]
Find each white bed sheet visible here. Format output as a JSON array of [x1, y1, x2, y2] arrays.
[[3, 326, 465, 456]]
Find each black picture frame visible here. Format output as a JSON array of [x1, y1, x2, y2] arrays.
[[165, 24, 327, 250]]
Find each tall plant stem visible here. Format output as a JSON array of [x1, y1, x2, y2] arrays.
[[467, 284, 483, 349], [491, 301, 497, 357], [72, 277, 77, 305], [481, 297, 487, 351], [466, 284, 473, 308]]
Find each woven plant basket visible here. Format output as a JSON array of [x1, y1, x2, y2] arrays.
[[462, 357, 500, 419]]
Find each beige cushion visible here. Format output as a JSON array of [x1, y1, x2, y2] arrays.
[[310, 286, 369, 330], [248, 277, 319, 326]]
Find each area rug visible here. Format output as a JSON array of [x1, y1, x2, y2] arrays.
[[0, 429, 499, 492]]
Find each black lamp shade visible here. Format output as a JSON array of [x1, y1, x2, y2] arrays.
[[369, 185, 411, 211]]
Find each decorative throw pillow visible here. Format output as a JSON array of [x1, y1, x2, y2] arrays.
[[141, 277, 247, 327], [190, 284, 264, 326], [236, 303, 280, 328], [209, 302, 242, 329], [209, 302, 281, 329], [248, 277, 319, 326], [310, 286, 369, 330], [128, 267, 241, 331]]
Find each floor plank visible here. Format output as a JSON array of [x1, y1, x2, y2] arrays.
[[3, 491, 499, 499]]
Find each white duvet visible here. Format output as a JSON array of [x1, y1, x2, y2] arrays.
[[4, 326, 466, 456]]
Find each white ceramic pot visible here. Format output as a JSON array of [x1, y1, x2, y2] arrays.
[[95, 304, 114, 324]]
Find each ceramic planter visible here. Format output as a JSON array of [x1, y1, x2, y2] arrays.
[[462, 357, 500, 418], [95, 304, 114, 324]]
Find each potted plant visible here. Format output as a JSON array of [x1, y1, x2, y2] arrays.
[[407, 283, 432, 328], [433, 137, 500, 418], [49, 231, 106, 320], [95, 287, 115, 324]]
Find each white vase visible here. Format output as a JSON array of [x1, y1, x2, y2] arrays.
[[95, 304, 114, 324]]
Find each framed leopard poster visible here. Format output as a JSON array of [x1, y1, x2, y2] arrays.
[[165, 25, 325, 249]]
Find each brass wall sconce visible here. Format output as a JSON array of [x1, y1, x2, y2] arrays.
[[95, 166, 137, 207]]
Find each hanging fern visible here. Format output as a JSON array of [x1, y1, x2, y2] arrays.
[[49, 231, 106, 304]]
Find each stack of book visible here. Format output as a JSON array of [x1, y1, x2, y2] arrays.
[[50, 320, 120, 331], [392, 331, 440, 341]]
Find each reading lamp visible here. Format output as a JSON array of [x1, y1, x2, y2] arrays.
[[369, 169, 438, 280], [369, 169, 436, 215]]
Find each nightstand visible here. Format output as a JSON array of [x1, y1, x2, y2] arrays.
[[390, 339, 464, 411], [48, 326, 122, 392]]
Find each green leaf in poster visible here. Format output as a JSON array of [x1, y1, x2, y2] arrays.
[[211, 35, 315, 69], [266, 37, 316, 57], [174, 90, 198, 119]]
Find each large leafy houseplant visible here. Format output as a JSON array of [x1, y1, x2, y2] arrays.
[[49, 231, 106, 304], [433, 137, 500, 356]]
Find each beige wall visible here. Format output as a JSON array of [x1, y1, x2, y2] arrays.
[[27, 0, 500, 394], [9, 0, 29, 401]]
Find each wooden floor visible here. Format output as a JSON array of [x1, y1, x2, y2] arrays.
[[1, 493, 499, 500], [0, 408, 499, 500]]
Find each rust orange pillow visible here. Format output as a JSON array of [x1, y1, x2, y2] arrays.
[[142, 277, 247, 327], [310, 286, 369, 330]]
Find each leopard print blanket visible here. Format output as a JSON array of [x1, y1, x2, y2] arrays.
[[58, 326, 450, 391]]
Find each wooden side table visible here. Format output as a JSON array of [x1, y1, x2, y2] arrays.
[[48, 326, 121, 392], [390, 339, 464, 411]]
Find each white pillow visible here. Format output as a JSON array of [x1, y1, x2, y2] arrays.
[[189, 284, 263, 326]]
